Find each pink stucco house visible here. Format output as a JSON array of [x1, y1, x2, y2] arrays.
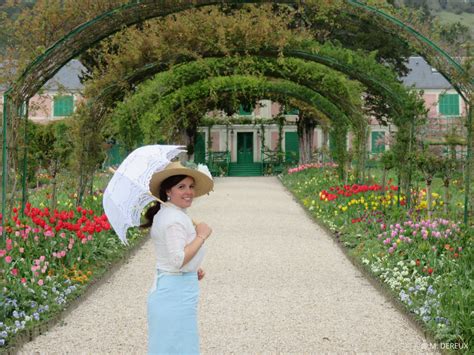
[[1, 56, 466, 175]]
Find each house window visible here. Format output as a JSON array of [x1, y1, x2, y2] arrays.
[[53, 95, 74, 117], [439, 94, 459, 116], [371, 131, 385, 154], [238, 103, 253, 116], [284, 107, 299, 115]]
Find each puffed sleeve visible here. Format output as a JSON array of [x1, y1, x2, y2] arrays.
[[164, 222, 187, 269]]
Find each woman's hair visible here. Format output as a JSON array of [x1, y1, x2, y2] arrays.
[[140, 174, 190, 228]]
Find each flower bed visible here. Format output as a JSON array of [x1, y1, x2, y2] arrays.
[[0, 182, 144, 350], [282, 165, 472, 352]]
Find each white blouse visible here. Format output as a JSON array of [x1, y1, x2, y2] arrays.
[[150, 203, 206, 272]]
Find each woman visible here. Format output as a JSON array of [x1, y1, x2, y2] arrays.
[[141, 161, 214, 355]]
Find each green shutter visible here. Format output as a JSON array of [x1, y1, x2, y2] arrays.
[[53, 95, 74, 117], [285, 132, 299, 163], [371, 131, 385, 154], [194, 132, 206, 164], [329, 132, 336, 153], [238, 103, 253, 115], [439, 94, 459, 116]]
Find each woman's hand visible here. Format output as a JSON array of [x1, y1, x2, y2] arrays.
[[195, 222, 212, 240], [197, 268, 205, 281]]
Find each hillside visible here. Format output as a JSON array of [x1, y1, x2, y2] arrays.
[[437, 10, 474, 34]]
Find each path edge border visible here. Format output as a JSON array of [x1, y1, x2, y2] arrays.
[[277, 175, 448, 355], [3, 233, 150, 355]]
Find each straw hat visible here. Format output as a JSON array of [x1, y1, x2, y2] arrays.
[[149, 161, 214, 198]]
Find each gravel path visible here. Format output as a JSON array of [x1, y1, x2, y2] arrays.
[[19, 177, 435, 354]]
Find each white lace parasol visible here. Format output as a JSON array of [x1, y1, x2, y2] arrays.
[[103, 144, 185, 244]]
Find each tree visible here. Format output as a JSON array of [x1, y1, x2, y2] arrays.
[[28, 121, 73, 209]]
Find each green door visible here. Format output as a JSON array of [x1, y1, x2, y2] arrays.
[[194, 132, 206, 164], [371, 131, 385, 154], [237, 132, 253, 163], [285, 132, 299, 163]]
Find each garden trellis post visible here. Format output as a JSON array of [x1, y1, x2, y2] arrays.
[[465, 104, 472, 224], [21, 100, 29, 216], [2, 91, 9, 223]]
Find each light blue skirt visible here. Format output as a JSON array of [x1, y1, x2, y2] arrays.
[[147, 271, 200, 355]]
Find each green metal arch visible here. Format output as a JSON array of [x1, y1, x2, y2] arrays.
[[347, 0, 471, 99], [135, 75, 351, 142], [7, 0, 470, 102], [96, 45, 411, 127], [2, 0, 472, 223], [111, 56, 363, 125]]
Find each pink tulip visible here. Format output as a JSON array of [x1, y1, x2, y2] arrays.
[[19, 247, 24, 253], [38, 279, 44, 286], [0, 249, 6, 257], [39, 255, 45, 262], [11, 268, 18, 276], [5, 255, 12, 263], [21, 277, 27, 284]]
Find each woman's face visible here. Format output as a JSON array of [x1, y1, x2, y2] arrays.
[[166, 176, 195, 209]]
